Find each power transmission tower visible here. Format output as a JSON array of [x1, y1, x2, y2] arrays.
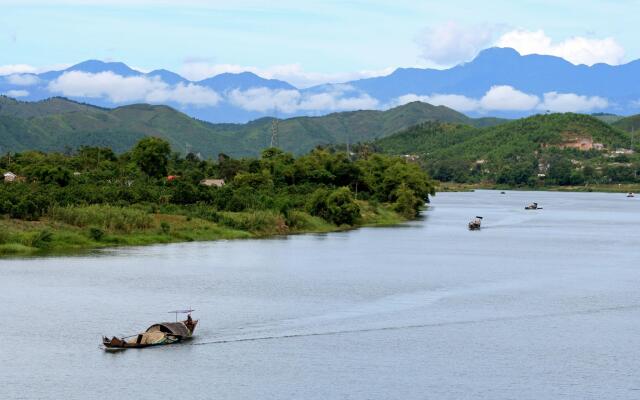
[[270, 106, 279, 148]]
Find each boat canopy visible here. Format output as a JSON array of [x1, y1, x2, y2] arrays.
[[146, 322, 190, 337]]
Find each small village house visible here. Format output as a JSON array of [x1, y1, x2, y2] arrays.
[[200, 178, 225, 187], [4, 171, 17, 182]]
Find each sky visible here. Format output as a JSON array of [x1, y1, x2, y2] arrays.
[[1, 0, 639, 87]]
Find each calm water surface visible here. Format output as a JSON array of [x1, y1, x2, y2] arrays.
[[1, 190, 639, 400]]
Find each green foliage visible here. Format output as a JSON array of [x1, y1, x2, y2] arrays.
[[132, 137, 171, 178], [89, 227, 105, 241], [0, 98, 506, 158], [160, 221, 170, 234], [376, 114, 638, 186], [50, 205, 153, 233], [307, 187, 360, 226], [393, 184, 423, 218]]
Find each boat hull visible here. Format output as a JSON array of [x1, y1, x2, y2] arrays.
[[102, 319, 198, 350]]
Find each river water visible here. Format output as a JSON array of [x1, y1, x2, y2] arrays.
[[1, 190, 639, 400]]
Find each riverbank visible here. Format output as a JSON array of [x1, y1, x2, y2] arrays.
[[0, 201, 406, 257], [437, 182, 640, 193]]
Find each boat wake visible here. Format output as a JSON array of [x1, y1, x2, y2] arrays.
[[190, 303, 640, 346]]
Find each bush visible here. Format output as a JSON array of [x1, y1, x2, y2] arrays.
[[89, 227, 105, 241], [22, 230, 53, 249], [11, 199, 40, 220], [160, 221, 171, 234], [307, 187, 360, 225]]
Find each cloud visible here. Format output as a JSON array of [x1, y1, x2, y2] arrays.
[[480, 85, 540, 111], [228, 86, 379, 113], [416, 22, 495, 66], [496, 29, 625, 66], [539, 92, 608, 112], [0, 64, 38, 76], [4, 90, 29, 98], [392, 86, 608, 113], [48, 71, 221, 106], [5, 74, 40, 86], [180, 62, 395, 88]]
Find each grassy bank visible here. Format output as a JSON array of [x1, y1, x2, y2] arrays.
[[437, 182, 640, 193], [0, 202, 406, 257]]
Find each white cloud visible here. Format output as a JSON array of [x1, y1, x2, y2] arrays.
[[496, 29, 625, 66], [48, 71, 221, 106], [416, 22, 495, 66], [391, 86, 608, 114], [0, 64, 38, 76], [4, 90, 30, 98], [539, 92, 608, 112], [228, 86, 379, 114], [180, 62, 395, 88], [5, 74, 40, 86], [480, 85, 540, 111], [0, 63, 70, 76]]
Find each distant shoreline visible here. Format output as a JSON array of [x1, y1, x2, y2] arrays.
[[437, 182, 640, 193]]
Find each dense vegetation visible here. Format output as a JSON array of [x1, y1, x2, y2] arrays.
[[0, 137, 434, 255], [0, 96, 505, 157], [375, 113, 639, 187]]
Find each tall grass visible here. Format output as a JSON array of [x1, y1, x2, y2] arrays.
[[50, 205, 153, 233], [217, 210, 288, 234]]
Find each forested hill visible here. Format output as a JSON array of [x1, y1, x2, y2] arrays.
[[374, 113, 637, 185], [0, 96, 505, 157], [612, 114, 640, 133]]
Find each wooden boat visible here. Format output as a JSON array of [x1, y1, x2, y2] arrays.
[[102, 310, 198, 350], [468, 216, 483, 230], [525, 202, 542, 210]]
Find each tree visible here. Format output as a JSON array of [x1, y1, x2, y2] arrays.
[[393, 184, 423, 218], [131, 137, 171, 178]]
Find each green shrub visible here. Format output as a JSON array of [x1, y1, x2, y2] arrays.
[[22, 230, 53, 249], [89, 227, 105, 241], [160, 221, 170, 234]]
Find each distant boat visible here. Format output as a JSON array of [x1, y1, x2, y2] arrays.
[[525, 202, 542, 210], [500, 191, 506, 194], [468, 216, 483, 230], [628, 193, 635, 198], [102, 310, 198, 351]]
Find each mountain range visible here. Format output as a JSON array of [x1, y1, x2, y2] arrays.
[[3, 47, 640, 123], [0, 96, 505, 157]]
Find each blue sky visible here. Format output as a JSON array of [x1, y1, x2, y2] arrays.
[[1, 0, 639, 86]]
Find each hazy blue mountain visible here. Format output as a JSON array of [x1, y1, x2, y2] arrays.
[[2, 48, 640, 123], [197, 72, 295, 91]]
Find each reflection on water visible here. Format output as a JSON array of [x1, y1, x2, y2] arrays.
[[1, 190, 639, 400]]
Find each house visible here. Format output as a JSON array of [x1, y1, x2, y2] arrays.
[[200, 178, 225, 187], [558, 137, 594, 151], [4, 171, 17, 182], [614, 148, 635, 155]]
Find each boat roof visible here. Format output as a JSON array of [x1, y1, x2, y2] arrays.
[[146, 322, 190, 337]]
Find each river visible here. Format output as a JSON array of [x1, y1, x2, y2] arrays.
[[1, 190, 639, 400]]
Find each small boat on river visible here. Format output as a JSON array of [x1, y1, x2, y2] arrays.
[[628, 193, 635, 198], [102, 310, 198, 351], [525, 202, 542, 210], [468, 216, 483, 230]]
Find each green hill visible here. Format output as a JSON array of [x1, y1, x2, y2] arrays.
[[0, 97, 506, 157], [612, 114, 640, 133], [375, 113, 635, 184], [377, 113, 630, 160]]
